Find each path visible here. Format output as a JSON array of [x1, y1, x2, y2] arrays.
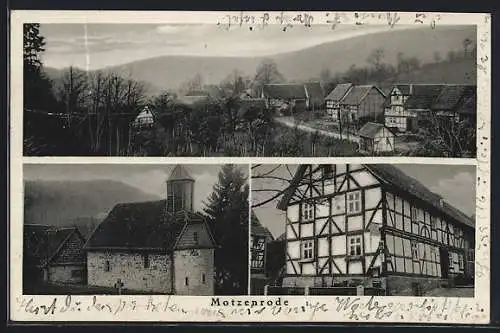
[[274, 117, 360, 144]]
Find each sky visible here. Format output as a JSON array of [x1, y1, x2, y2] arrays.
[[251, 164, 476, 238], [23, 163, 249, 212], [38, 23, 423, 70]]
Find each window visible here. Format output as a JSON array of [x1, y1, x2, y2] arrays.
[[467, 249, 475, 262], [193, 232, 198, 245], [411, 241, 419, 259], [71, 269, 85, 279], [143, 254, 150, 269], [202, 273, 206, 284], [347, 191, 361, 214], [185, 277, 189, 286], [458, 253, 464, 270], [105, 260, 110, 272], [301, 240, 314, 260], [411, 207, 418, 221], [449, 253, 454, 271], [302, 202, 314, 222], [348, 236, 362, 256], [323, 165, 334, 179]]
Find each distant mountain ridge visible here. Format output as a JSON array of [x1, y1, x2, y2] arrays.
[[24, 180, 161, 234], [43, 26, 476, 93]]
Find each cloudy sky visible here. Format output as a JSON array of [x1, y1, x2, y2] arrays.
[[38, 23, 423, 70], [24, 163, 249, 212], [252, 164, 476, 238]]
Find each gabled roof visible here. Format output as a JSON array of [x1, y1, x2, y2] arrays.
[[262, 84, 307, 100], [251, 210, 274, 240], [84, 200, 212, 251], [358, 122, 394, 139], [431, 85, 476, 111], [168, 165, 194, 182], [342, 85, 383, 106], [404, 84, 445, 110], [24, 225, 86, 267], [325, 83, 353, 102], [304, 82, 325, 102], [277, 165, 474, 229]]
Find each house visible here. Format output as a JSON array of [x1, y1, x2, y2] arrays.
[[250, 211, 274, 294], [261, 84, 308, 113], [339, 85, 386, 125], [455, 93, 477, 123], [325, 83, 353, 119], [304, 82, 325, 111], [430, 85, 476, 123], [276, 164, 475, 295], [132, 106, 155, 129], [358, 122, 396, 154], [384, 84, 444, 132], [84, 165, 216, 295], [23, 225, 87, 286]]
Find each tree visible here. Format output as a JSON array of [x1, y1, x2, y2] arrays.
[[252, 58, 285, 96], [463, 38, 473, 57], [23, 23, 56, 110], [203, 165, 249, 295], [55, 66, 89, 115], [220, 69, 248, 96]]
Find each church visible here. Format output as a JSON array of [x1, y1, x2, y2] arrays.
[[277, 164, 475, 295], [84, 165, 216, 295]]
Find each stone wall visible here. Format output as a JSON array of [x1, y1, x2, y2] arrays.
[[386, 275, 448, 296], [174, 248, 214, 295], [47, 264, 86, 284], [282, 275, 387, 289], [87, 251, 173, 293]]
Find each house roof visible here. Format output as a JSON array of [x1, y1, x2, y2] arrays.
[[84, 200, 210, 251], [277, 165, 474, 229], [431, 85, 476, 111], [304, 82, 325, 102], [325, 83, 353, 102], [456, 94, 477, 115], [251, 210, 274, 240], [262, 84, 307, 100], [23, 225, 85, 267], [358, 122, 394, 139], [404, 84, 445, 110], [168, 165, 195, 182], [238, 98, 267, 117], [342, 85, 382, 106]]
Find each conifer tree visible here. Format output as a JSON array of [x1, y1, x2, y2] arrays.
[[204, 164, 249, 295]]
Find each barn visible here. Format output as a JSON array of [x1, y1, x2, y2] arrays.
[[84, 165, 216, 295], [276, 164, 475, 296], [358, 122, 396, 154], [23, 225, 87, 288]]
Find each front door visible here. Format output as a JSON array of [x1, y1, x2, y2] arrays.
[[440, 247, 450, 278]]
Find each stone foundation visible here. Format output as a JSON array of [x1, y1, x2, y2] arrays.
[[282, 276, 387, 290], [386, 275, 448, 296]]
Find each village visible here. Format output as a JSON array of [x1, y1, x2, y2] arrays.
[[23, 165, 249, 296], [250, 164, 476, 297], [23, 24, 477, 157]]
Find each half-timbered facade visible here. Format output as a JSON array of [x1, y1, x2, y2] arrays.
[[277, 164, 474, 295], [250, 211, 275, 294]]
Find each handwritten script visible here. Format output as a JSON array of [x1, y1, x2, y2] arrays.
[[14, 295, 487, 322], [216, 12, 441, 31]]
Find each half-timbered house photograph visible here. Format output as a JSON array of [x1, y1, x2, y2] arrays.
[[23, 163, 249, 295], [22, 23, 477, 157], [251, 164, 475, 296]]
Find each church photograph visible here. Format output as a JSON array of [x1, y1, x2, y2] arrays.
[[23, 163, 249, 295], [251, 164, 475, 297]]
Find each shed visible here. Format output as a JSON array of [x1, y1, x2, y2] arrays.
[[358, 122, 396, 154]]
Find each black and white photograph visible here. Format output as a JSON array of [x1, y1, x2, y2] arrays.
[[23, 163, 249, 295], [251, 164, 475, 296], [23, 23, 477, 157]]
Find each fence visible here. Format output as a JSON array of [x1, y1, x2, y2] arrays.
[[264, 285, 386, 296]]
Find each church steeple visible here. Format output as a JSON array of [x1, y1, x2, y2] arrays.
[[166, 165, 195, 213]]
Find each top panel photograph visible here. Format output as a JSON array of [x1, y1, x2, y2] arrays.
[[22, 23, 478, 157]]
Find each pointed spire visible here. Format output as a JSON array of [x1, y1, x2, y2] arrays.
[[167, 165, 194, 182]]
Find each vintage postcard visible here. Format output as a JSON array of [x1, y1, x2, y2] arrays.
[[9, 11, 490, 324]]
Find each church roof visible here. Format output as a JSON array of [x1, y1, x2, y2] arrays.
[[84, 200, 212, 251], [168, 165, 195, 182]]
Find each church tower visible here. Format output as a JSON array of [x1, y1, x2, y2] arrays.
[[166, 165, 194, 213]]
